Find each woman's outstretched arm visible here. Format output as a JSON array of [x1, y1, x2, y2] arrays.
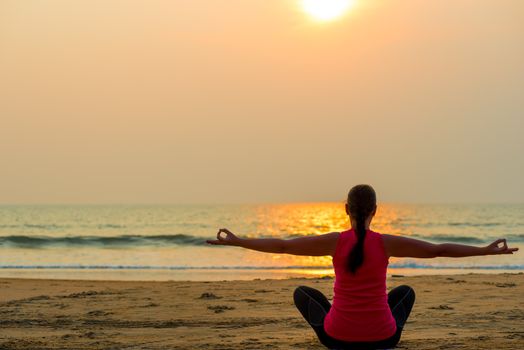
[[206, 228, 339, 256], [382, 234, 519, 258]]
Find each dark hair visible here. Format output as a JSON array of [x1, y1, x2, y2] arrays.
[[346, 184, 377, 274]]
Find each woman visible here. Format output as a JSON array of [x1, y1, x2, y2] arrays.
[[206, 185, 518, 349]]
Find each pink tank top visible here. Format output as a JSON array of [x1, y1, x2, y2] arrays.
[[323, 229, 396, 342]]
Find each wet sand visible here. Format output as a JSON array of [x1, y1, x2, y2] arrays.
[[1, 273, 523, 349]]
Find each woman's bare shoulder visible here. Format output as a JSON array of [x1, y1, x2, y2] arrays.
[[380, 233, 440, 258]]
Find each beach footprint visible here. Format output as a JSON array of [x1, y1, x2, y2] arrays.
[[429, 304, 454, 310], [207, 305, 235, 313], [198, 292, 222, 300]]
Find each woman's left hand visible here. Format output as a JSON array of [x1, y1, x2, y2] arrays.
[[485, 239, 519, 255], [206, 228, 241, 246]]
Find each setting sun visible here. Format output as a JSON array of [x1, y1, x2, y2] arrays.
[[301, 0, 356, 21]]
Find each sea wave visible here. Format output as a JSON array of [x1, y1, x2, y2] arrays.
[[415, 234, 524, 244], [0, 264, 522, 270], [0, 234, 206, 248], [411, 234, 486, 244]]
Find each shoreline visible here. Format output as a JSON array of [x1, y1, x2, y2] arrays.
[[0, 267, 522, 282], [1, 273, 523, 349]]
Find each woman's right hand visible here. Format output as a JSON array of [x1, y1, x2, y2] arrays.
[[206, 228, 241, 246], [485, 239, 519, 255]]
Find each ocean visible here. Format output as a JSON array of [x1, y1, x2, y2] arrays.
[[0, 203, 522, 281]]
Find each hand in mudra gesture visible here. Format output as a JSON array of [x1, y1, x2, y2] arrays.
[[486, 239, 518, 255], [206, 228, 241, 246]]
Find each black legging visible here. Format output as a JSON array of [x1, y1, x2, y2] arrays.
[[293, 285, 415, 350]]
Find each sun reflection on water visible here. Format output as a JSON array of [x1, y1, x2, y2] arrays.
[[252, 202, 349, 237], [251, 202, 420, 239], [246, 201, 465, 273], [244, 202, 415, 270]]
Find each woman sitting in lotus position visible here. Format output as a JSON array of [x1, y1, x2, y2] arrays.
[[207, 185, 518, 349]]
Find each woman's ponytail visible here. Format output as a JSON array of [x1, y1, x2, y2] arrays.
[[347, 211, 367, 273], [346, 185, 376, 274]]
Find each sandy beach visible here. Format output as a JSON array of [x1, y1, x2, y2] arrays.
[[0, 273, 522, 349]]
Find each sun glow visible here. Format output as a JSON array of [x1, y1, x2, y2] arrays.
[[301, 0, 355, 22]]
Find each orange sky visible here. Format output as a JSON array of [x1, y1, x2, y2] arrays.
[[1, 0, 523, 204]]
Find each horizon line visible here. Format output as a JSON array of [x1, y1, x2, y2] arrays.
[[0, 201, 522, 206]]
